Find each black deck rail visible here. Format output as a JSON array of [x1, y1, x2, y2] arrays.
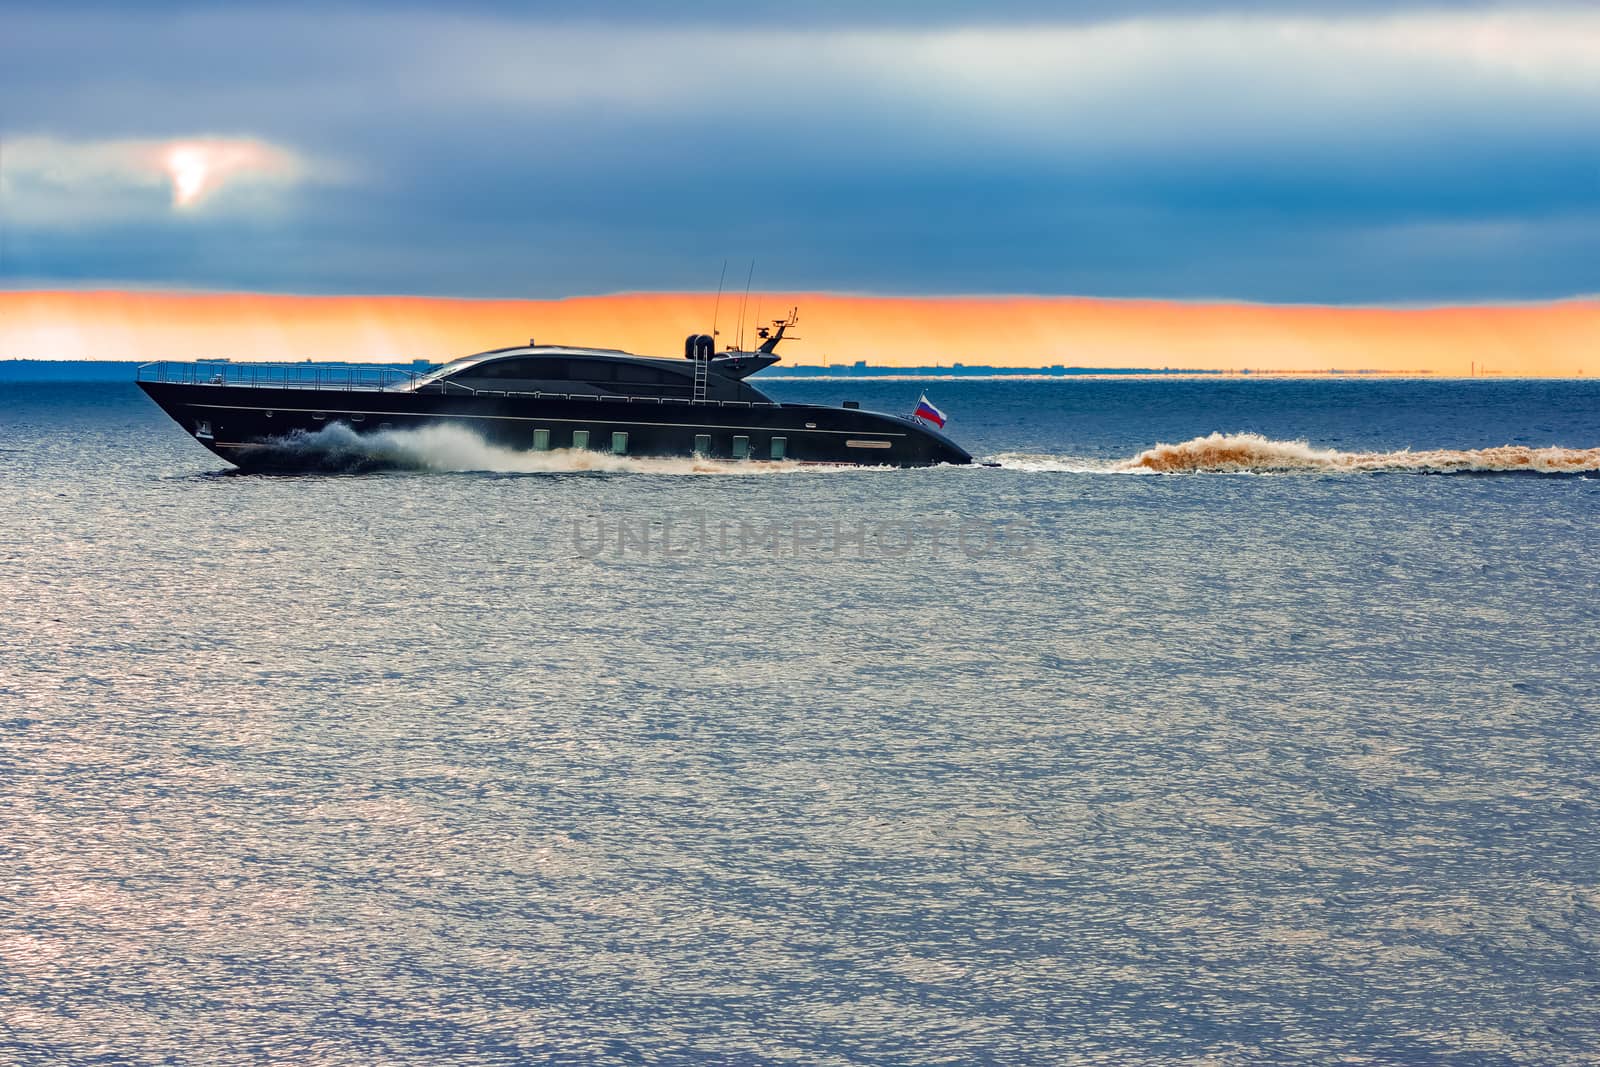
[[137, 360, 424, 391]]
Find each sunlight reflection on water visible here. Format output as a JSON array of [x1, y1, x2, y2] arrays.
[[1, 381, 1598, 1064]]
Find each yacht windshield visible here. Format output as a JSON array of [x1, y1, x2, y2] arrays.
[[409, 352, 503, 388]]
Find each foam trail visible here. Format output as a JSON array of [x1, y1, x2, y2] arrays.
[[249, 422, 852, 475], [992, 432, 1600, 475]]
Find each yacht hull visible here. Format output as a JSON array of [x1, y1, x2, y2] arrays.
[[138, 382, 973, 469]]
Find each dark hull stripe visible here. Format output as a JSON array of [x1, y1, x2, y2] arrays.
[[212, 440, 858, 465], [188, 402, 907, 438]]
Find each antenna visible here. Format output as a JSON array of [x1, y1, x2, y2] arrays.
[[710, 259, 728, 341], [735, 259, 755, 352]]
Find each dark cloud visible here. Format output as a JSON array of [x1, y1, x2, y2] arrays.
[[4, 0, 1580, 25], [1, 3, 1596, 302]]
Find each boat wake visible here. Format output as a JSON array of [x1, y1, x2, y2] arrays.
[[243, 422, 848, 475], [993, 432, 1600, 475], [236, 424, 1598, 477]]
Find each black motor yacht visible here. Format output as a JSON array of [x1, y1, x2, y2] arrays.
[[136, 311, 972, 470]]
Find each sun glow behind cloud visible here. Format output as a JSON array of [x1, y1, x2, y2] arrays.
[[159, 140, 294, 207], [3, 136, 310, 222]]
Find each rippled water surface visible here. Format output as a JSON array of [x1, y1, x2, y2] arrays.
[[3, 379, 1598, 1065]]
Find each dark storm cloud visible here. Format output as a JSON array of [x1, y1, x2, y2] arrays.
[[1, 1, 1596, 302], [9, 0, 1587, 23]]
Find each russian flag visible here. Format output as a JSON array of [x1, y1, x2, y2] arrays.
[[913, 394, 947, 429]]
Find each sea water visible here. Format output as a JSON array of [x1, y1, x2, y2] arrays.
[[1, 378, 1597, 1065]]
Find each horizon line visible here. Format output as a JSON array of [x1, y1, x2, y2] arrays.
[[2, 284, 1597, 313], [4, 357, 1577, 381]]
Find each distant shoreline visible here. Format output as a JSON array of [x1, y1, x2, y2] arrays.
[[1, 358, 1477, 383]]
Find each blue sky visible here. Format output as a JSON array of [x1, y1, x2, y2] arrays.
[[1, 1, 1596, 302]]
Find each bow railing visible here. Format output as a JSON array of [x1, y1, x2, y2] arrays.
[[137, 360, 426, 391]]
